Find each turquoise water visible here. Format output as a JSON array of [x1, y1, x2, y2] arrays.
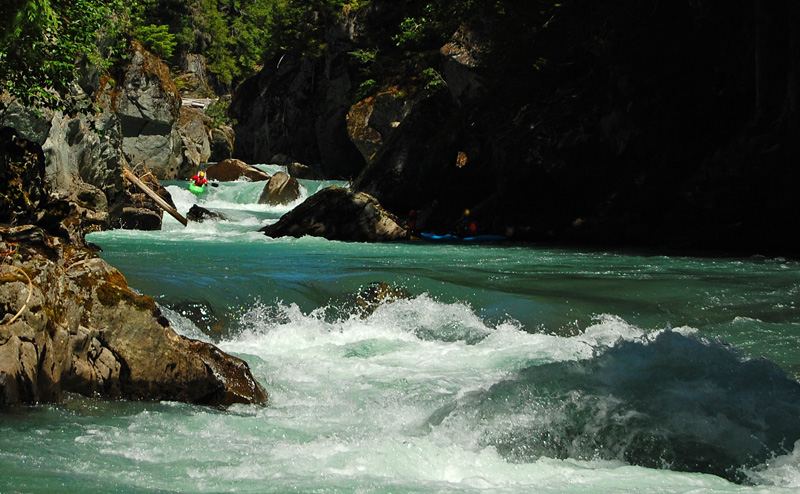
[[3, 166, 800, 493]]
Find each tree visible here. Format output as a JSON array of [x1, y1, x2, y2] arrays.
[[0, 0, 127, 109]]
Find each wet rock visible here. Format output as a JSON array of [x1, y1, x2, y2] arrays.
[[0, 226, 268, 408], [352, 281, 411, 318], [287, 162, 324, 180], [260, 186, 406, 242], [257, 172, 301, 206], [205, 158, 271, 182], [187, 204, 226, 222]]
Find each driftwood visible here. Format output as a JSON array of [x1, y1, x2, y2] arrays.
[[122, 167, 188, 226]]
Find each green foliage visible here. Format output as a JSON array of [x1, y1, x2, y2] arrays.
[[355, 78, 377, 100], [204, 98, 236, 128], [133, 24, 177, 59], [0, 0, 128, 109], [422, 67, 446, 91]]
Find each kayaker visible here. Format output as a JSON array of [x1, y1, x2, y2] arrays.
[[406, 210, 418, 237], [191, 171, 209, 187], [456, 209, 477, 236]]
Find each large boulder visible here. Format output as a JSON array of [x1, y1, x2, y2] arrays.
[[260, 186, 406, 242], [287, 161, 324, 180], [209, 125, 235, 163], [257, 172, 301, 205], [178, 107, 212, 178], [206, 158, 271, 182], [115, 41, 184, 180], [0, 225, 268, 408], [0, 98, 127, 244]]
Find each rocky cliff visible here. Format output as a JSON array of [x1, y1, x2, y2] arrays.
[[0, 41, 268, 409], [234, 0, 800, 255]]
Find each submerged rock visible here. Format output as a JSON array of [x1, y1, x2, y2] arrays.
[[0, 226, 268, 409], [260, 186, 406, 242], [187, 204, 226, 222], [352, 282, 411, 318]]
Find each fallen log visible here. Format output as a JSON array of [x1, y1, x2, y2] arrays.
[[122, 167, 188, 226]]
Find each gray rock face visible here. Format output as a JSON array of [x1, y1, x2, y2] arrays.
[[0, 96, 127, 242], [260, 186, 406, 242], [179, 107, 212, 178], [115, 41, 184, 179], [0, 226, 268, 408], [209, 125, 235, 163]]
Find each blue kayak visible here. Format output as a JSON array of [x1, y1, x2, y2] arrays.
[[419, 232, 507, 243]]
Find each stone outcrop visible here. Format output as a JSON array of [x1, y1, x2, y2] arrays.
[[346, 86, 421, 164], [258, 172, 301, 206], [231, 0, 800, 254], [0, 226, 267, 408], [209, 125, 235, 163], [115, 41, 184, 180], [205, 158, 271, 182], [229, 9, 370, 179], [114, 170, 174, 231], [178, 107, 212, 177], [176, 54, 213, 98], [0, 95, 127, 245], [1, 48, 270, 409], [260, 186, 406, 242]]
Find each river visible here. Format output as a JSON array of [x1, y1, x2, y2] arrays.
[[2, 165, 800, 493]]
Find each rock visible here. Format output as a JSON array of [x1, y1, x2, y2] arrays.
[[346, 86, 419, 163], [187, 204, 226, 222], [260, 186, 406, 242], [440, 21, 490, 104], [209, 125, 235, 163], [0, 121, 124, 244], [229, 40, 364, 179], [287, 162, 324, 180], [112, 171, 176, 231], [0, 226, 268, 408], [178, 107, 212, 177], [352, 91, 464, 216], [115, 41, 184, 180], [352, 281, 411, 318], [258, 172, 301, 205], [206, 158, 271, 182], [176, 54, 212, 98]]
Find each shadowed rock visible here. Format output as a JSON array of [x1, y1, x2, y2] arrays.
[[260, 186, 406, 242], [187, 204, 226, 222]]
